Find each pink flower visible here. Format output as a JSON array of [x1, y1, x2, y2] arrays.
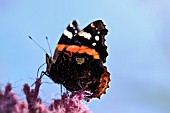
[[0, 83, 28, 113], [49, 91, 92, 113], [0, 78, 92, 113]]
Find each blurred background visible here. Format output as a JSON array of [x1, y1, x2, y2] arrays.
[[0, 0, 170, 113]]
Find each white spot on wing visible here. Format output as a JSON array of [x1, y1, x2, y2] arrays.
[[64, 29, 73, 39], [105, 25, 108, 30], [104, 36, 106, 40], [104, 41, 106, 45], [79, 31, 92, 40], [91, 23, 95, 27], [70, 22, 73, 27], [92, 42, 96, 46], [84, 33, 91, 39], [70, 21, 76, 30], [95, 36, 99, 41]]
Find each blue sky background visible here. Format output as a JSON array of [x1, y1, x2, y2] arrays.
[[0, 0, 170, 113]]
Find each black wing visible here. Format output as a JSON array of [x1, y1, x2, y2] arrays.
[[71, 20, 108, 63]]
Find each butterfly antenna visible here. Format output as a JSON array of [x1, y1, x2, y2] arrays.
[[46, 36, 52, 56], [28, 36, 48, 54]]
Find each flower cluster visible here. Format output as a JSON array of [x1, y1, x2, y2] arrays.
[[0, 83, 27, 113], [0, 78, 91, 113]]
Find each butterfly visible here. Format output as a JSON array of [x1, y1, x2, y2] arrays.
[[45, 20, 110, 99]]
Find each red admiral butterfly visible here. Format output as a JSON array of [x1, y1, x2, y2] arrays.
[[45, 20, 110, 99]]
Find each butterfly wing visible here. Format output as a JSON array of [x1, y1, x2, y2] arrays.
[[46, 20, 110, 100], [53, 20, 80, 61], [71, 20, 108, 63]]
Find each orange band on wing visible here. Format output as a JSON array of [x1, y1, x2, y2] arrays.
[[79, 46, 88, 50], [66, 45, 80, 53], [93, 55, 100, 59], [57, 44, 67, 51], [65, 45, 100, 59]]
